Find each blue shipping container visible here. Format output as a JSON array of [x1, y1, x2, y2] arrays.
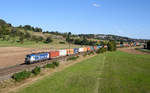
[[90, 46, 94, 51], [97, 45, 102, 49], [120, 44, 123, 47], [74, 48, 79, 54]]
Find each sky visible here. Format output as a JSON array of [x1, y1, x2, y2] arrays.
[[0, 0, 150, 39]]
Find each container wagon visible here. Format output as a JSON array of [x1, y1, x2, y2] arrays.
[[49, 51, 59, 59], [59, 50, 67, 56]]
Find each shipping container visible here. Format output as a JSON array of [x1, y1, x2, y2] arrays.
[[49, 51, 59, 59], [124, 44, 129, 47], [59, 50, 67, 56], [83, 47, 88, 52], [94, 46, 97, 50], [104, 45, 107, 48], [97, 45, 102, 49], [79, 48, 84, 52], [120, 44, 123, 47], [67, 49, 74, 55], [90, 46, 94, 51], [74, 48, 79, 54], [87, 47, 91, 51]]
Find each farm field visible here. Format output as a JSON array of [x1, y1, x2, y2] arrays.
[[135, 48, 150, 53], [118, 47, 150, 55], [12, 51, 150, 93]]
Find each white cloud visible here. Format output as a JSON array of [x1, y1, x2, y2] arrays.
[[92, 3, 101, 8]]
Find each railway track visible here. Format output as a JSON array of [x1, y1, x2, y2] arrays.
[[0, 53, 85, 81]]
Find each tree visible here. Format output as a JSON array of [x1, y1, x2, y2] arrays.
[[34, 27, 42, 32], [19, 32, 25, 44], [66, 32, 71, 42], [0, 19, 6, 26], [44, 37, 53, 43], [23, 25, 32, 30], [107, 41, 116, 51], [18, 25, 23, 28], [147, 40, 150, 50], [74, 39, 82, 45], [82, 36, 89, 45]]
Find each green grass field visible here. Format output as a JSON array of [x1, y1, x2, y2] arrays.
[[12, 51, 150, 93]]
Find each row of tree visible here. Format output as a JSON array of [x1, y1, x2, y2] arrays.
[[147, 41, 150, 50], [66, 32, 98, 46], [18, 25, 42, 32]]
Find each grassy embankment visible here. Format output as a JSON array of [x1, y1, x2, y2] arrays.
[[12, 51, 150, 93]]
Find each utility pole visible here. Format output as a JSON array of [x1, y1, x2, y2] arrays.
[[67, 32, 71, 55]]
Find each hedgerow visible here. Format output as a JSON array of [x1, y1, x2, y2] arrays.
[[32, 66, 41, 75], [52, 61, 59, 67], [88, 51, 95, 55], [12, 70, 31, 81], [96, 48, 107, 54]]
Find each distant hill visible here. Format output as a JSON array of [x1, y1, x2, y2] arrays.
[[95, 34, 147, 43], [0, 19, 81, 49], [77, 34, 147, 43], [0, 18, 147, 48]]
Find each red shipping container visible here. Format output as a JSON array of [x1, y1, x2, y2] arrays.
[[49, 51, 59, 58], [94, 46, 97, 50], [87, 47, 91, 51]]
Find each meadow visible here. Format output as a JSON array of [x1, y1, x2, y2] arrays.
[[12, 51, 150, 93]]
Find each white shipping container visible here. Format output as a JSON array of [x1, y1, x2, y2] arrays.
[[59, 50, 67, 56], [79, 48, 84, 52]]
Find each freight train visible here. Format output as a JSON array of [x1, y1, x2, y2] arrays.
[[25, 46, 103, 64], [25, 42, 141, 64], [117, 42, 142, 48]]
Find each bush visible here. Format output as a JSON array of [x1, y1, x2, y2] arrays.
[[88, 51, 95, 55], [44, 64, 55, 68], [12, 70, 31, 81], [59, 41, 65, 44], [67, 56, 79, 61], [52, 61, 59, 67], [44, 37, 53, 43], [96, 48, 107, 54], [32, 66, 41, 75]]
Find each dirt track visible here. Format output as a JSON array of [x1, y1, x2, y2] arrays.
[[118, 47, 150, 55], [0, 47, 53, 69]]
